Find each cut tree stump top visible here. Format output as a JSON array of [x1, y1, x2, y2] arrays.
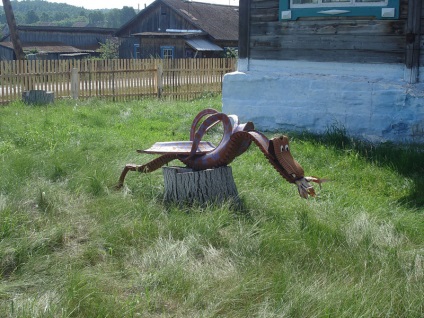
[[22, 90, 55, 105]]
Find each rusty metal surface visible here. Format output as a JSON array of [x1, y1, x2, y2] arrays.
[[139, 141, 215, 155], [118, 108, 323, 198]]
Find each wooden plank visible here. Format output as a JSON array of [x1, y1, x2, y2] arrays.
[[250, 48, 405, 64], [239, 0, 251, 59], [400, 0, 409, 19], [251, 34, 405, 52], [251, 20, 406, 36], [405, 0, 422, 83], [251, 8, 279, 23], [13, 61, 18, 99], [251, 0, 279, 9], [247, 0, 410, 66], [46, 60, 51, 92], [251, 0, 279, 22], [0, 62, 5, 104]]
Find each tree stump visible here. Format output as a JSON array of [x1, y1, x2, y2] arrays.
[[22, 90, 55, 105], [162, 166, 239, 205]]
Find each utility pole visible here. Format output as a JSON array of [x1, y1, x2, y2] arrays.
[[2, 0, 25, 60]]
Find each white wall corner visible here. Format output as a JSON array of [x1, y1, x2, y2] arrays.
[[222, 60, 424, 143], [404, 66, 419, 84], [237, 58, 249, 72]]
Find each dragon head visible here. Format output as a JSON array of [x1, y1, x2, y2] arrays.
[[271, 136, 323, 199]]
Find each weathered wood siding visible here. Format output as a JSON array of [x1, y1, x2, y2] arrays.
[[0, 46, 14, 60], [140, 37, 186, 58], [421, 3, 424, 66], [119, 37, 139, 59], [248, 0, 409, 64]]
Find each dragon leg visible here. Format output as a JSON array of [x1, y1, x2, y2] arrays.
[[116, 154, 178, 188]]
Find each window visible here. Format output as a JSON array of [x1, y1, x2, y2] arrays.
[[133, 44, 140, 59], [290, 0, 387, 8], [280, 0, 399, 20], [291, 0, 387, 7], [161, 46, 174, 59]]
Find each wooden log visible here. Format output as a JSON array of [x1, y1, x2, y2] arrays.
[[162, 166, 239, 205], [22, 90, 54, 105]]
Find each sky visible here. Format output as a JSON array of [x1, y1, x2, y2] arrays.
[[42, 0, 239, 10]]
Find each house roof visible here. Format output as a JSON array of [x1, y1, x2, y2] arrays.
[[0, 25, 118, 42], [16, 25, 117, 34], [0, 41, 98, 54], [117, 0, 238, 41]]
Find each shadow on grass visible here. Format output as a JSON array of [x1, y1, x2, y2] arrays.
[[297, 125, 424, 209]]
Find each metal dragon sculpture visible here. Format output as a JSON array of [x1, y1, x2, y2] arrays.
[[118, 108, 324, 198]]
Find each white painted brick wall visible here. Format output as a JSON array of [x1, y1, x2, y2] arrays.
[[223, 60, 424, 143]]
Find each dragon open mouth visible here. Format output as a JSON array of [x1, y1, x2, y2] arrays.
[[295, 178, 316, 199]]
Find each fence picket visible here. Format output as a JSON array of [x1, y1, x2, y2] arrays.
[[0, 58, 236, 105]]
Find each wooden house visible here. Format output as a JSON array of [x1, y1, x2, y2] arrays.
[[116, 0, 239, 59], [0, 26, 117, 60], [223, 0, 424, 143]]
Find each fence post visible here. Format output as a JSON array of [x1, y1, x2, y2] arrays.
[[111, 60, 116, 102], [71, 68, 79, 99], [157, 63, 163, 98]]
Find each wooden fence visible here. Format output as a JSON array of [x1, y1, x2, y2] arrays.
[[0, 58, 237, 104]]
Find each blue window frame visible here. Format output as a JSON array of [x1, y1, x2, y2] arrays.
[[133, 44, 140, 59], [279, 0, 399, 20], [160, 46, 175, 59]]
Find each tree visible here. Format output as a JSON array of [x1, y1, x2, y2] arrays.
[[0, 12, 6, 24], [25, 10, 39, 24], [40, 12, 50, 22], [99, 38, 119, 60], [88, 10, 104, 26], [53, 12, 69, 21], [105, 9, 120, 28], [2, 0, 25, 60], [120, 6, 136, 25], [105, 7, 135, 28]]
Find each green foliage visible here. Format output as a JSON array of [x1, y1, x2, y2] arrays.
[[0, 0, 136, 28], [101, 7, 136, 28], [24, 9, 39, 24], [98, 38, 119, 60], [0, 97, 423, 317], [224, 47, 238, 58], [88, 10, 104, 26]]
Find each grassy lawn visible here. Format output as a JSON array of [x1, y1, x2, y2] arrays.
[[0, 96, 423, 317]]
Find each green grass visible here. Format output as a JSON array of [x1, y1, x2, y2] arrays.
[[0, 96, 423, 317]]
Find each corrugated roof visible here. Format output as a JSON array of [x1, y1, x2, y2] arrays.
[[185, 38, 223, 51], [0, 41, 97, 53], [16, 25, 117, 34]]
